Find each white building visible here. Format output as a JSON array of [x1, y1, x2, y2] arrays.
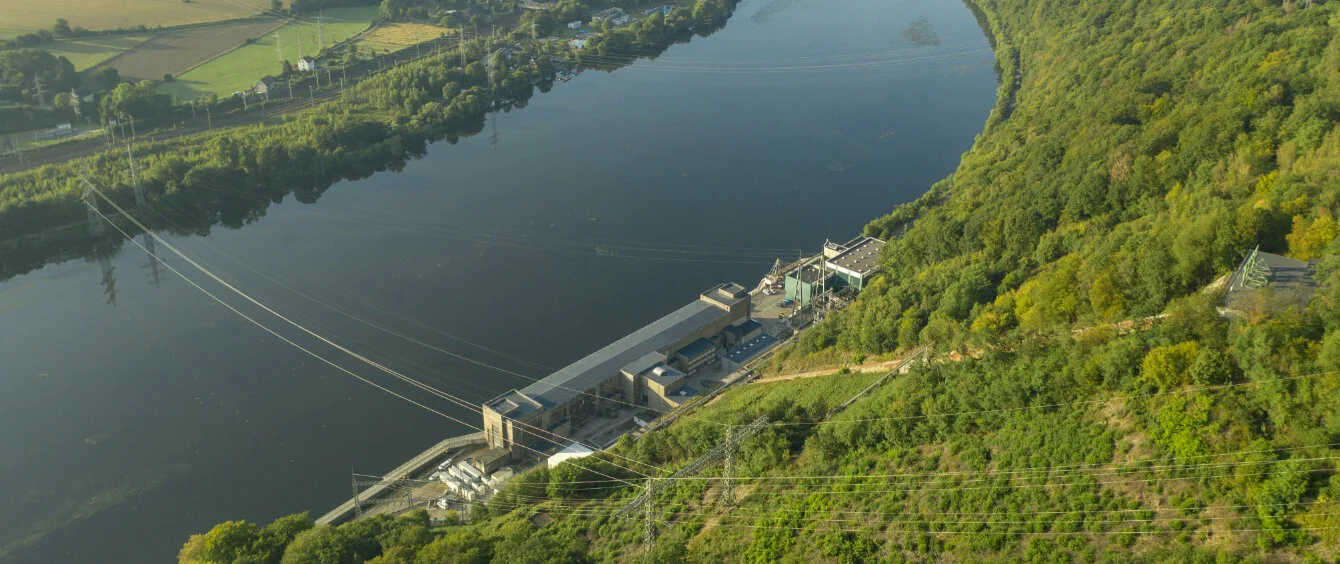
[[547, 442, 596, 469], [298, 56, 317, 72], [567, 20, 582, 29], [591, 7, 629, 26]]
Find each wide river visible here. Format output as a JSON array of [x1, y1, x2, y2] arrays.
[[0, 0, 995, 561]]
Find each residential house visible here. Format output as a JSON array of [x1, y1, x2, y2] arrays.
[[591, 7, 629, 26], [298, 56, 317, 72], [253, 76, 277, 95]]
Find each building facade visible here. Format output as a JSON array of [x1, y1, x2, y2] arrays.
[[481, 283, 751, 459]]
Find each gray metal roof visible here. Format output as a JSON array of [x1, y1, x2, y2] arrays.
[[826, 237, 885, 276], [621, 352, 666, 377], [517, 299, 730, 406], [643, 365, 685, 388]]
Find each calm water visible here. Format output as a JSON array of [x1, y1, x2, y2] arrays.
[[0, 0, 995, 561]]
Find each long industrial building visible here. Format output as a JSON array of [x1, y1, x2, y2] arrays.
[[481, 283, 754, 460]]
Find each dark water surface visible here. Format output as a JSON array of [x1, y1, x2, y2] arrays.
[[0, 0, 995, 560]]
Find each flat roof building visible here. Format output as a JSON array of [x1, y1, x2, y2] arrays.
[[482, 283, 751, 459], [824, 236, 885, 290]]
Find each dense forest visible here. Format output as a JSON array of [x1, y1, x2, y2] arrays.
[[27, 0, 1340, 560]]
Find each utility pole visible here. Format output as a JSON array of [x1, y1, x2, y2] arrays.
[[32, 76, 47, 107], [70, 88, 81, 121], [206, 106, 212, 130], [276, 30, 283, 61], [287, 80, 294, 100], [643, 478, 654, 552], [241, 92, 247, 111], [309, 85, 315, 106], [326, 68, 332, 89], [340, 77, 345, 98]]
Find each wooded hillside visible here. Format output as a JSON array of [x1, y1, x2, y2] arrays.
[[178, 0, 1340, 562]]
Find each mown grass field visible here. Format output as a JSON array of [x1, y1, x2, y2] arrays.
[[41, 36, 153, 71], [92, 20, 286, 82], [355, 22, 452, 55], [159, 7, 378, 100], [0, 0, 271, 38]]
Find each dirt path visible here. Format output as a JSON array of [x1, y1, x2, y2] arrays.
[[753, 355, 916, 384]]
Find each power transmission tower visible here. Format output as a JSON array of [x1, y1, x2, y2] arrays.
[[352, 469, 363, 518], [316, 11, 326, 51], [276, 30, 284, 61], [1240, 245, 1272, 289], [32, 76, 47, 107], [143, 233, 162, 288], [80, 172, 105, 237], [721, 426, 736, 505], [486, 40, 500, 150], [617, 416, 769, 519], [7, 135, 21, 170], [70, 88, 81, 120], [127, 140, 162, 288], [78, 174, 118, 305], [643, 478, 654, 552]]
